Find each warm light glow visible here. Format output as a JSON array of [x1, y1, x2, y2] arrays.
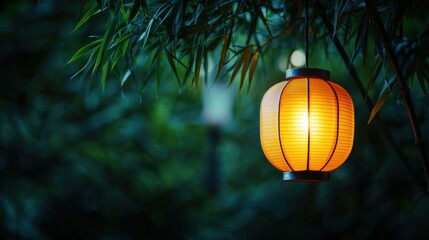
[[260, 71, 354, 178], [299, 113, 308, 132]]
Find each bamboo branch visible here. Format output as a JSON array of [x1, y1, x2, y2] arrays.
[[365, 0, 429, 192], [315, 0, 429, 194], [259, 20, 302, 50]]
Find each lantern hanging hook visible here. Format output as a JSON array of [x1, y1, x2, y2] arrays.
[[304, 0, 309, 68]]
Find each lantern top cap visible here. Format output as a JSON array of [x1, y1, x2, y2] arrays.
[[285, 68, 330, 81]]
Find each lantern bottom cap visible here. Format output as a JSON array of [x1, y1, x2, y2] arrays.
[[283, 171, 330, 182]]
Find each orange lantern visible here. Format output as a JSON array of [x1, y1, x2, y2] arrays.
[[260, 68, 354, 181]]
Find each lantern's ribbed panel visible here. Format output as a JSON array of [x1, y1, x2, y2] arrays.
[[260, 73, 354, 174], [321, 82, 354, 171], [308, 79, 338, 170], [280, 80, 308, 170], [260, 81, 292, 171]]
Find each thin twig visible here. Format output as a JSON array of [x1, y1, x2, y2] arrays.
[[365, 0, 429, 192], [259, 20, 302, 50]]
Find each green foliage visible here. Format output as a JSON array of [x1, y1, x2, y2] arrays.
[[71, 0, 429, 123], [72, 0, 299, 93]]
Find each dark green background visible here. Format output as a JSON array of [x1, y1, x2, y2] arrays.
[[1, 0, 428, 239]]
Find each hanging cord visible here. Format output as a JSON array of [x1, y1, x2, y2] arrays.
[[305, 0, 309, 68]]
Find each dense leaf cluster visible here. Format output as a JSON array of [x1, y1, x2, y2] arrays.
[[72, 0, 429, 122]]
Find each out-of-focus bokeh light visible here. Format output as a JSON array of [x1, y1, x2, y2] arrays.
[[202, 81, 234, 127], [290, 49, 306, 67]]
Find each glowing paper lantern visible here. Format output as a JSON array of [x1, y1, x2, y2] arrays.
[[260, 68, 354, 181]]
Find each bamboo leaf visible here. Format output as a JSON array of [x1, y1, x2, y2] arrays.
[[153, 2, 171, 19], [229, 53, 245, 86], [93, 17, 115, 73], [129, 0, 141, 22], [156, 52, 163, 99], [111, 48, 122, 70], [183, 55, 194, 86], [194, 38, 205, 89], [138, 18, 154, 51], [207, 15, 222, 26], [70, 47, 98, 80], [255, 6, 272, 37], [368, 91, 389, 125], [350, 13, 369, 66], [194, 2, 204, 24], [121, 38, 129, 56], [368, 78, 396, 125], [240, 46, 254, 90], [165, 51, 188, 69], [333, 0, 348, 37], [140, 46, 161, 92], [119, 3, 129, 20], [101, 61, 109, 91], [248, 51, 259, 92], [121, 69, 131, 88], [215, 19, 234, 80], [74, 4, 102, 32], [154, 5, 174, 34], [111, 33, 131, 49], [216, 33, 231, 80], [165, 49, 182, 89], [247, 14, 257, 45], [68, 39, 102, 64], [172, 1, 187, 42], [206, 34, 224, 52], [369, 18, 384, 58]]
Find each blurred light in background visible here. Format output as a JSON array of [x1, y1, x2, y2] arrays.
[[202, 81, 234, 127], [290, 49, 306, 67]]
